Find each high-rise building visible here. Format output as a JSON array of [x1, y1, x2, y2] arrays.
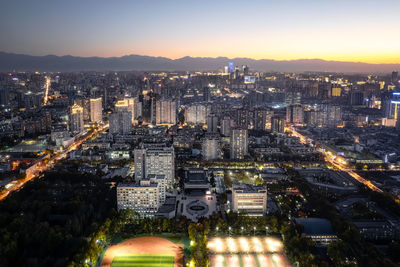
[[286, 105, 304, 125], [109, 110, 132, 135], [271, 116, 285, 134], [203, 87, 211, 102], [285, 91, 301, 105], [254, 108, 270, 131], [324, 104, 342, 127], [330, 87, 342, 97], [185, 103, 210, 124], [234, 67, 240, 79], [203, 135, 219, 160], [206, 113, 218, 133], [115, 98, 135, 124], [70, 104, 84, 133], [392, 71, 398, 84], [156, 100, 176, 125], [90, 97, 102, 123], [230, 128, 248, 160], [74, 98, 90, 122], [134, 97, 143, 123], [224, 66, 229, 74], [228, 62, 234, 73], [0, 87, 10, 107], [349, 91, 364, 106], [134, 146, 175, 188], [242, 65, 249, 75], [236, 108, 250, 129], [221, 116, 233, 136]]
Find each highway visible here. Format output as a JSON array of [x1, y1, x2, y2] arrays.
[[289, 126, 384, 193], [0, 124, 108, 201], [323, 154, 383, 193]]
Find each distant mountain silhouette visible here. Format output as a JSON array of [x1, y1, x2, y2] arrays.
[[0, 52, 399, 73]]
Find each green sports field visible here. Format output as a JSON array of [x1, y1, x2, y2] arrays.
[[110, 254, 175, 267]]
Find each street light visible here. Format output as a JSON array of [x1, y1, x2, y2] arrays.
[[265, 226, 269, 235], [229, 226, 232, 236], [241, 226, 244, 234], [253, 226, 256, 236]]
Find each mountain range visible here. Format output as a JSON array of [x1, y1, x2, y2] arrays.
[[0, 51, 399, 73]]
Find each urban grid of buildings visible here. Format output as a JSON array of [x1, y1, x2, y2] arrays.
[[1, 66, 400, 262]]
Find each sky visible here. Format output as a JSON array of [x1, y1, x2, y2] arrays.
[[1, 0, 399, 63]]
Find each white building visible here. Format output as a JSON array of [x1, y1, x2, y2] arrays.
[[90, 97, 102, 123], [185, 103, 210, 124], [230, 128, 248, 159], [117, 179, 161, 215], [134, 146, 175, 188], [232, 183, 267, 215], [70, 104, 84, 133], [156, 100, 176, 125]]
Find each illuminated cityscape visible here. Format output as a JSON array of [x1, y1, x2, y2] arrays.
[[0, 1, 400, 267]]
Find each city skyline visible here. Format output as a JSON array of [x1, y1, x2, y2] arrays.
[[1, 0, 400, 64]]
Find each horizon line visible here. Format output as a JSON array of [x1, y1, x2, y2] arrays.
[[2, 51, 400, 66]]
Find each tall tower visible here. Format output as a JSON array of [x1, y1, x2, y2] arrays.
[[70, 104, 84, 133], [90, 97, 102, 123]]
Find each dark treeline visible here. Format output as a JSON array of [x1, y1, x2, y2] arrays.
[[0, 170, 116, 267]]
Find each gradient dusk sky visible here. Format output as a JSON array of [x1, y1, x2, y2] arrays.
[[1, 0, 399, 63]]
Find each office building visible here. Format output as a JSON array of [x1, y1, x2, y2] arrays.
[[90, 97, 102, 123], [230, 128, 248, 160], [232, 183, 267, 215], [134, 146, 175, 188], [117, 178, 162, 215]]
